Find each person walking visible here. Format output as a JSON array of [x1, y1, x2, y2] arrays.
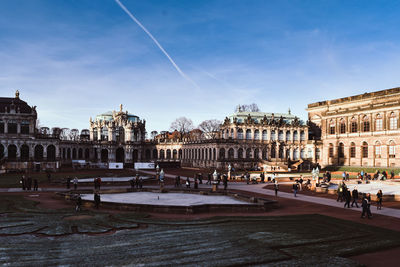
[[361, 194, 372, 219], [293, 182, 298, 197], [223, 174, 228, 190], [245, 172, 250, 185], [344, 188, 351, 208], [376, 190, 383, 210], [260, 172, 265, 183], [94, 192, 101, 209], [66, 176, 71, 189], [186, 177, 191, 188], [207, 173, 212, 185], [130, 178, 135, 189], [274, 180, 279, 196], [351, 187, 359, 208], [76, 194, 82, 212], [337, 183, 344, 202], [194, 177, 198, 189], [20, 175, 26, 191], [73, 177, 78, 190], [33, 179, 38, 191], [27, 176, 32, 190]]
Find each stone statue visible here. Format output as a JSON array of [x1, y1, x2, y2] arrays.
[[15, 90, 20, 99], [119, 104, 123, 112]]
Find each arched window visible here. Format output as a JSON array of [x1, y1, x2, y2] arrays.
[[34, 145, 44, 161], [230, 129, 234, 138], [307, 148, 313, 159], [85, 148, 90, 159], [93, 128, 98, 140], [254, 148, 260, 159], [101, 149, 108, 162], [293, 131, 298, 141], [351, 117, 358, 133], [246, 148, 252, 159], [362, 116, 370, 132], [375, 141, 381, 158], [8, 144, 17, 160], [47, 145, 56, 161], [228, 148, 234, 159], [262, 148, 268, 160], [389, 113, 397, 130], [116, 147, 124, 163], [101, 127, 108, 141], [262, 130, 267, 140], [375, 114, 383, 131], [237, 129, 244, 139], [350, 142, 356, 158], [270, 130, 276, 141], [246, 129, 252, 140], [271, 144, 276, 158], [20, 144, 29, 161], [238, 148, 243, 159], [278, 130, 284, 141], [116, 126, 125, 142], [316, 148, 321, 159], [254, 130, 260, 140], [0, 121, 4, 134], [340, 119, 346, 134], [286, 131, 291, 141], [173, 149, 178, 159], [8, 121, 17, 134], [166, 149, 171, 159], [389, 141, 396, 158], [78, 148, 83, 159], [219, 148, 225, 159], [159, 149, 165, 159], [338, 143, 344, 158], [362, 142, 368, 158], [279, 146, 284, 158], [293, 148, 299, 160], [20, 121, 30, 135], [300, 131, 306, 141], [72, 148, 77, 159], [329, 120, 335, 134], [329, 143, 334, 158], [300, 149, 305, 159]]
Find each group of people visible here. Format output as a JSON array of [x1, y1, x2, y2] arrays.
[[130, 175, 143, 189], [66, 176, 79, 190], [20, 175, 38, 191], [94, 177, 102, 190]]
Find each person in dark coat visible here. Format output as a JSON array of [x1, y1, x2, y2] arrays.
[[361, 194, 372, 219], [337, 183, 344, 202], [139, 177, 143, 189], [391, 171, 395, 179], [245, 172, 250, 185], [351, 187, 359, 208], [223, 174, 228, 190], [260, 172, 265, 183], [20, 175, 26, 191], [344, 188, 351, 208], [207, 173, 212, 185], [274, 181, 279, 196], [293, 182, 298, 197], [175, 176, 180, 187], [130, 178, 135, 189], [186, 177, 190, 188], [76, 195, 82, 212], [198, 173, 203, 184], [376, 190, 383, 210], [27, 176, 32, 190], [194, 178, 198, 189], [33, 179, 38, 191], [66, 176, 71, 189], [94, 193, 101, 209]]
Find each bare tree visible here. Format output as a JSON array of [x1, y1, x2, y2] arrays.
[[198, 119, 222, 139], [170, 117, 194, 137], [70, 129, 80, 141], [236, 103, 260, 112], [150, 131, 158, 139]]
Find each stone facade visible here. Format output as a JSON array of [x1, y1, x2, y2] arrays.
[[308, 87, 400, 168]]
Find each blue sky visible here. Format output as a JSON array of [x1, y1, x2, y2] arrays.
[[2, 0, 400, 133]]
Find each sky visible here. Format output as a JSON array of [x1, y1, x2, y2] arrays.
[[2, 0, 400, 134]]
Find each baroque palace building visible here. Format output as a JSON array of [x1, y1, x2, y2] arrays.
[[308, 87, 400, 168], [4, 87, 400, 172]]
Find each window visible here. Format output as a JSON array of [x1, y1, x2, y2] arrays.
[[270, 130, 276, 141], [254, 130, 260, 140], [262, 130, 267, 140], [237, 129, 243, 139], [338, 143, 344, 158], [300, 131, 306, 141], [375, 142, 381, 158], [329, 120, 335, 134], [0, 121, 4, 134], [362, 142, 368, 158], [375, 115, 383, 131], [351, 118, 358, 133], [8, 121, 17, 134], [93, 128, 98, 140], [278, 130, 284, 141], [246, 129, 252, 140], [293, 131, 298, 141], [329, 144, 334, 158], [363, 116, 370, 132], [389, 141, 396, 158], [20, 121, 30, 134], [350, 143, 356, 158], [101, 127, 108, 141], [340, 119, 346, 134], [300, 149, 305, 159], [316, 148, 321, 159], [390, 113, 397, 130]]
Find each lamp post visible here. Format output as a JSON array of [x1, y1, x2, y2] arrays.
[[228, 163, 232, 180], [159, 168, 165, 190], [156, 164, 160, 180], [212, 170, 218, 192]]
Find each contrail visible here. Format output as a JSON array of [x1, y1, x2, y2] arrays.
[[115, 0, 199, 88]]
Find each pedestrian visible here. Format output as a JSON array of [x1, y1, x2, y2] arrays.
[[246, 172, 250, 185], [198, 173, 203, 184], [130, 178, 135, 189], [76, 194, 82, 212], [207, 173, 212, 185], [351, 187, 359, 208], [27, 176, 32, 190], [293, 182, 298, 197], [337, 183, 344, 202], [94, 178, 98, 190], [73, 177, 78, 190], [139, 177, 143, 189], [376, 189, 383, 210], [260, 172, 265, 183], [274, 180, 279, 196], [66, 176, 71, 189], [194, 177, 198, 189], [175, 176, 180, 187], [47, 171, 51, 183], [135, 175, 140, 189], [33, 179, 38, 191], [361, 194, 372, 219], [223, 174, 228, 190], [346, 173, 350, 181], [20, 175, 26, 190], [344, 188, 351, 208], [94, 192, 101, 209], [342, 171, 346, 181], [186, 177, 190, 188], [391, 171, 395, 179], [97, 177, 101, 190]]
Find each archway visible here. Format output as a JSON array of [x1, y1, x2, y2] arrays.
[[116, 147, 125, 163], [34, 145, 44, 161], [20, 144, 29, 161], [132, 149, 138, 162], [101, 149, 109, 163], [47, 145, 56, 161], [8, 145, 17, 160]]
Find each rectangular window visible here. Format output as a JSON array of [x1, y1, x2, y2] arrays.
[[20, 122, 30, 135], [316, 149, 320, 159], [350, 147, 356, 158], [363, 122, 370, 132], [8, 122, 17, 134], [351, 122, 357, 133], [329, 147, 334, 157], [375, 146, 381, 158], [390, 117, 397, 130], [376, 119, 383, 131], [389, 145, 396, 158], [329, 126, 335, 135], [340, 123, 346, 134]]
